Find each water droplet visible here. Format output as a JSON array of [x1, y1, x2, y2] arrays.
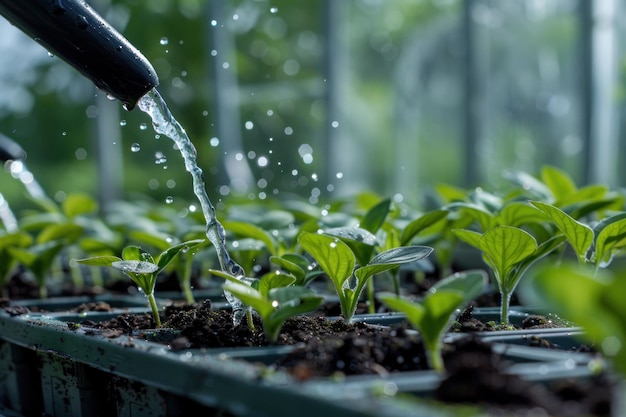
[[160, 37, 169, 46], [244, 121, 254, 130], [270, 7, 278, 13], [140, 123, 148, 131], [120, 120, 127, 127], [257, 156, 268, 167], [47, 51, 54, 58], [165, 196, 174, 204], [329, 241, 337, 248], [211, 20, 217, 26], [61, 131, 67, 136], [131, 143, 141, 152], [271, 300, 279, 308], [155, 152, 167, 164], [331, 120, 339, 128]]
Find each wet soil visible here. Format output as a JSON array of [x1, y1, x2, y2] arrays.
[[60, 301, 614, 416]]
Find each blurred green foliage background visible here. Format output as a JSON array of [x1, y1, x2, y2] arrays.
[[0, 0, 617, 215]]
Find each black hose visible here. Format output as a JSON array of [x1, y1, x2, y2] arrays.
[[0, 133, 26, 162], [0, 0, 159, 110]]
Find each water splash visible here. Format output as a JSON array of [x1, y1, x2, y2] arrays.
[[138, 88, 247, 323], [0, 193, 18, 232]]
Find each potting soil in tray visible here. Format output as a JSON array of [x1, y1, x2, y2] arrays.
[[55, 300, 615, 416]]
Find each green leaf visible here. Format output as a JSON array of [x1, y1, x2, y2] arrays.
[[270, 254, 306, 284], [75, 256, 122, 267], [222, 220, 277, 256], [156, 239, 204, 272], [502, 169, 552, 201], [62, 193, 98, 218], [299, 232, 355, 289], [532, 264, 626, 376], [369, 245, 433, 265], [400, 210, 448, 246], [530, 201, 593, 263], [122, 246, 154, 264], [257, 271, 296, 296], [445, 203, 495, 231], [223, 280, 273, 318], [0, 232, 32, 249], [129, 230, 178, 252], [499, 202, 549, 228], [541, 165, 577, 201], [360, 198, 391, 234], [37, 223, 84, 244], [432, 269, 488, 302], [593, 214, 626, 267], [478, 226, 537, 287], [452, 229, 482, 249]]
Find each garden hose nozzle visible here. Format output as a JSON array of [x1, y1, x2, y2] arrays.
[[0, 0, 159, 110]]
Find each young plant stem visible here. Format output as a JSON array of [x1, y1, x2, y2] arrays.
[[425, 340, 445, 373], [246, 308, 255, 331], [367, 279, 375, 314], [500, 291, 511, 324], [181, 254, 195, 304], [147, 292, 161, 327]]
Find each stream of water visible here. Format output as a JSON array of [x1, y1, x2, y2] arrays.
[[138, 88, 246, 323]]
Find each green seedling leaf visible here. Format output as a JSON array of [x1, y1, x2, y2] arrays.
[[324, 226, 377, 265], [532, 264, 626, 377], [445, 202, 495, 231], [75, 256, 122, 268], [222, 220, 277, 256], [565, 197, 620, 220], [530, 201, 593, 264], [502, 169, 552, 201], [355, 245, 433, 280], [122, 245, 153, 263], [379, 270, 487, 372], [223, 276, 323, 343], [156, 239, 204, 271], [400, 209, 448, 246], [593, 213, 626, 268], [299, 232, 355, 288], [129, 230, 178, 252], [62, 193, 98, 218], [499, 202, 550, 228], [558, 184, 609, 209], [452, 229, 482, 249], [257, 271, 296, 297], [9, 241, 65, 298], [270, 255, 306, 283], [37, 223, 84, 244], [360, 198, 391, 234], [541, 165, 577, 201], [299, 231, 362, 320], [478, 226, 537, 288], [270, 253, 324, 286], [433, 269, 488, 301]]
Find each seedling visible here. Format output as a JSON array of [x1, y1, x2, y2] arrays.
[[0, 231, 32, 297], [379, 270, 488, 372], [453, 226, 565, 324], [531, 263, 626, 378], [210, 269, 324, 343], [531, 201, 626, 272], [9, 240, 65, 299], [270, 253, 325, 287], [75, 239, 204, 327], [298, 231, 433, 322]]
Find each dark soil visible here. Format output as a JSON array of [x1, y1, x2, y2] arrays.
[[64, 301, 614, 416]]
